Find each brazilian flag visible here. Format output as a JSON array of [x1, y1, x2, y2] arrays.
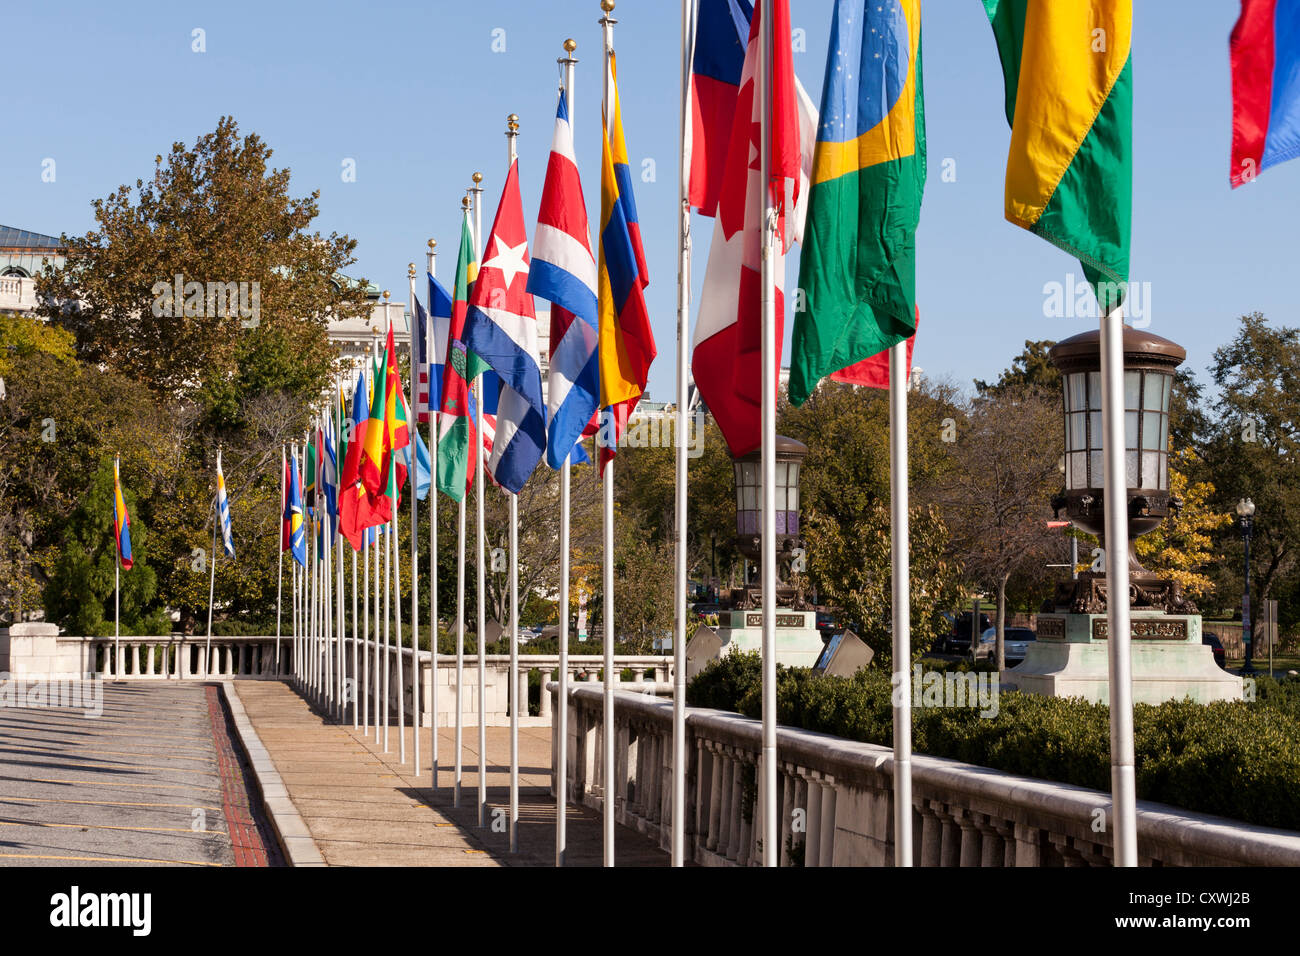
[[984, 0, 1132, 313], [790, 0, 925, 406]]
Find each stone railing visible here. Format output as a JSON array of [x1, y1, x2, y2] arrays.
[[554, 684, 1300, 867], [0, 275, 35, 311]]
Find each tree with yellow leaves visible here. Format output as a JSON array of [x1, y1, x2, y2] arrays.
[[1134, 450, 1230, 601]]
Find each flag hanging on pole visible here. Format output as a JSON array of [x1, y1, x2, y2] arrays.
[[285, 452, 307, 567], [692, 0, 815, 455], [530, 89, 601, 471], [688, 0, 755, 217], [1230, 0, 1300, 187], [412, 296, 432, 424], [436, 213, 482, 501], [112, 456, 133, 571], [359, 333, 390, 496], [790, 0, 925, 405], [982, 0, 1132, 311], [427, 274, 454, 427], [321, 413, 340, 539], [216, 448, 235, 559], [341, 367, 390, 550], [597, 50, 656, 472], [382, 322, 411, 498]]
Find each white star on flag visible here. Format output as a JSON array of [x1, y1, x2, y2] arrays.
[[482, 236, 530, 288]]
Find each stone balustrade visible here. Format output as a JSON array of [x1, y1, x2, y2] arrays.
[[554, 683, 1300, 867]]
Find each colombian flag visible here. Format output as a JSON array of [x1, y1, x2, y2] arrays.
[[984, 0, 1132, 314], [596, 51, 655, 473], [790, 0, 924, 406], [1231, 0, 1300, 187], [112, 456, 133, 571]]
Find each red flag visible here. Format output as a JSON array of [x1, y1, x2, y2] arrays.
[[829, 311, 919, 390]]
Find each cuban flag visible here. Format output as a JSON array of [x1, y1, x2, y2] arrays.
[[688, 0, 754, 216], [528, 90, 600, 470], [215, 449, 235, 559], [462, 158, 547, 495]]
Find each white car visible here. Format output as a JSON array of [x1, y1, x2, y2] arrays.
[[974, 626, 1037, 664]]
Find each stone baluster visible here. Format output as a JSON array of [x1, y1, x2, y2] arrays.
[[1013, 822, 1043, 867], [917, 800, 945, 866], [539, 668, 553, 719], [713, 747, 733, 856]]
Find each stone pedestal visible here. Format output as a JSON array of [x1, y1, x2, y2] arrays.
[[687, 609, 825, 678], [1, 623, 87, 677], [1006, 611, 1242, 704]]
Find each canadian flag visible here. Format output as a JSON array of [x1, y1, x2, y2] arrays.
[[692, 0, 816, 457]]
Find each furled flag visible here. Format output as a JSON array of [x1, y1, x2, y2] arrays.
[[436, 212, 481, 501], [320, 411, 339, 539], [688, 0, 754, 216], [215, 448, 235, 559], [382, 321, 411, 499], [528, 89, 601, 470], [463, 158, 547, 494], [597, 51, 656, 472], [112, 456, 133, 571], [983, 0, 1132, 313], [692, 0, 816, 455], [426, 273, 453, 428], [304, 433, 317, 514], [1230, 0, 1300, 187], [790, 0, 925, 405], [412, 295, 432, 424], [284, 451, 306, 567]]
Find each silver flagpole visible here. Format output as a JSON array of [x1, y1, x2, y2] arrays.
[[323, 419, 333, 716], [114, 454, 122, 679], [336, 390, 346, 723], [600, 0, 617, 868], [889, 342, 913, 866], [428, 238, 441, 789], [408, 264, 421, 774], [758, 0, 779, 867], [362, 362, 371, 731], [205, 452, 218, 682], [455, 194, 473, 810], [352, 522, 359, 727], [505, 113, 521, 853], [394, 468, 407, 764], [276, 444, 285, 676], [672, 0, 696, 869], [382, 300, 392, 752], [374, 513, 382, 737], [472, 168, 488, 829], [555, 36, 578, 869], [1100, 303, 1137, 866]]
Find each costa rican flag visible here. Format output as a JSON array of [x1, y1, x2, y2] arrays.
[[527, 90, 600, 470]]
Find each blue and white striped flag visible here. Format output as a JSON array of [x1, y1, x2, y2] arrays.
[[215, 449, 235, 559], [527, 89, 600, 469]]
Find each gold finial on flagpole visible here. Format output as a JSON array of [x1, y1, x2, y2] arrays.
[[408, 263, 416, 279], [601, 0, 615, 12], [463, 194, 472, 210], [428, 239, 436, 250], [564, 38, 577, 53], [507, 113, 520, 134], [472, 172, 483, 185]]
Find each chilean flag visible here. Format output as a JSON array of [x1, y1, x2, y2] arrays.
[[688, 0, 753, 216], [691, 0, 817, 456], [1231, 0, 1300, 186]]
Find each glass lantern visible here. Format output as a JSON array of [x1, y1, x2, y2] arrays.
[[732, 435, 808, 563]]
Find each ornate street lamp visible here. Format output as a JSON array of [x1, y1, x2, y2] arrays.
[[1048, 327, 1191, 613], [731, 435, 807, 608], [1237, 497, 1256, 675]]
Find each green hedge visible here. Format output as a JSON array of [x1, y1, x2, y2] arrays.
[[686, 652, 1300, 831]]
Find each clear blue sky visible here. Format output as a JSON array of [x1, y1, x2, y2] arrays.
[[5, 0, 1298, 403]]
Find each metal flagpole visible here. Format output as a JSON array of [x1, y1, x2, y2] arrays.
[[505, 114, 521, 853], [672, 0, 696, 869], [889, 342, 913, 866], [428, 238, 441, 789], [362, 369, 371, 730], [205, 467, 218, 681], [374, 517, 382, 737], [323, 424, 333, 716], [336, 392, 346, 723], [394, 472, 407, 764], [353, 523, 359, 728], [600, 0, 617, 868], [555, 36, 578, 869], [276, 444, 285, 676], [1100, 304, 1137, 866], [114, 454, 122, 679], [471, 169, 488, 829], [455, 193, 473, 810], [408, 263, 421, 774], [382, 300, 392, 752], [758, 0, 779, 866]]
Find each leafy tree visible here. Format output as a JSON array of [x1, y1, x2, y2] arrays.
[[974, 339, 1060, 397], [1134, 450, 1230, 602]]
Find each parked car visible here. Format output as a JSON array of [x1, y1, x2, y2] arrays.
[[692, 602, 723, 622], [815, 611, 839, 640], [944, 612, 992, 655], [1202, 631, 1227, 669], [974, 626, 1037, 663]]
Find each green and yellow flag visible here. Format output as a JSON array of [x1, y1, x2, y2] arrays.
[[984, 0, 1132, 312], [790, 0, 925, 406]]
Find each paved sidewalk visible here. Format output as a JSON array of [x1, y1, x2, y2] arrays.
[[0, 682, 279, 866], [231, 680, 671, 866]]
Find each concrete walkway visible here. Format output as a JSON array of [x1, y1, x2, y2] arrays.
[[230, 680, 671, 866]]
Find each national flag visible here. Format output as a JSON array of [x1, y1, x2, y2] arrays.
[[829, 311, 919, 390], [688, 0, 754, 216], [436, 212, 481, 501], [528, 89, 601, 470], [426, 274, 453, 428], [320, 411, 339, 538], [463, 158, 547, 494], [112, 456, 133, 571], [382, 321, 411, 498], [215, 448, 235, 559], [692, 0, 816, 455], [597, 51, 656, 472], [790, 0, 925, 406], [285, 451, 306, 567], [358, 325, 389, 495], [412, 296, 432, 424], [1230, 0, 1300, 186], [341, 367, 390, 550], [304, 434, 317, 513], [983, 0, 1132, 313]]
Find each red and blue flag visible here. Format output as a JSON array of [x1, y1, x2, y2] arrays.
[[1231, 0, 1300, 186]]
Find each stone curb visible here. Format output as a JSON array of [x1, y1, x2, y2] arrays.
[[220, 680, 327, 867]]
